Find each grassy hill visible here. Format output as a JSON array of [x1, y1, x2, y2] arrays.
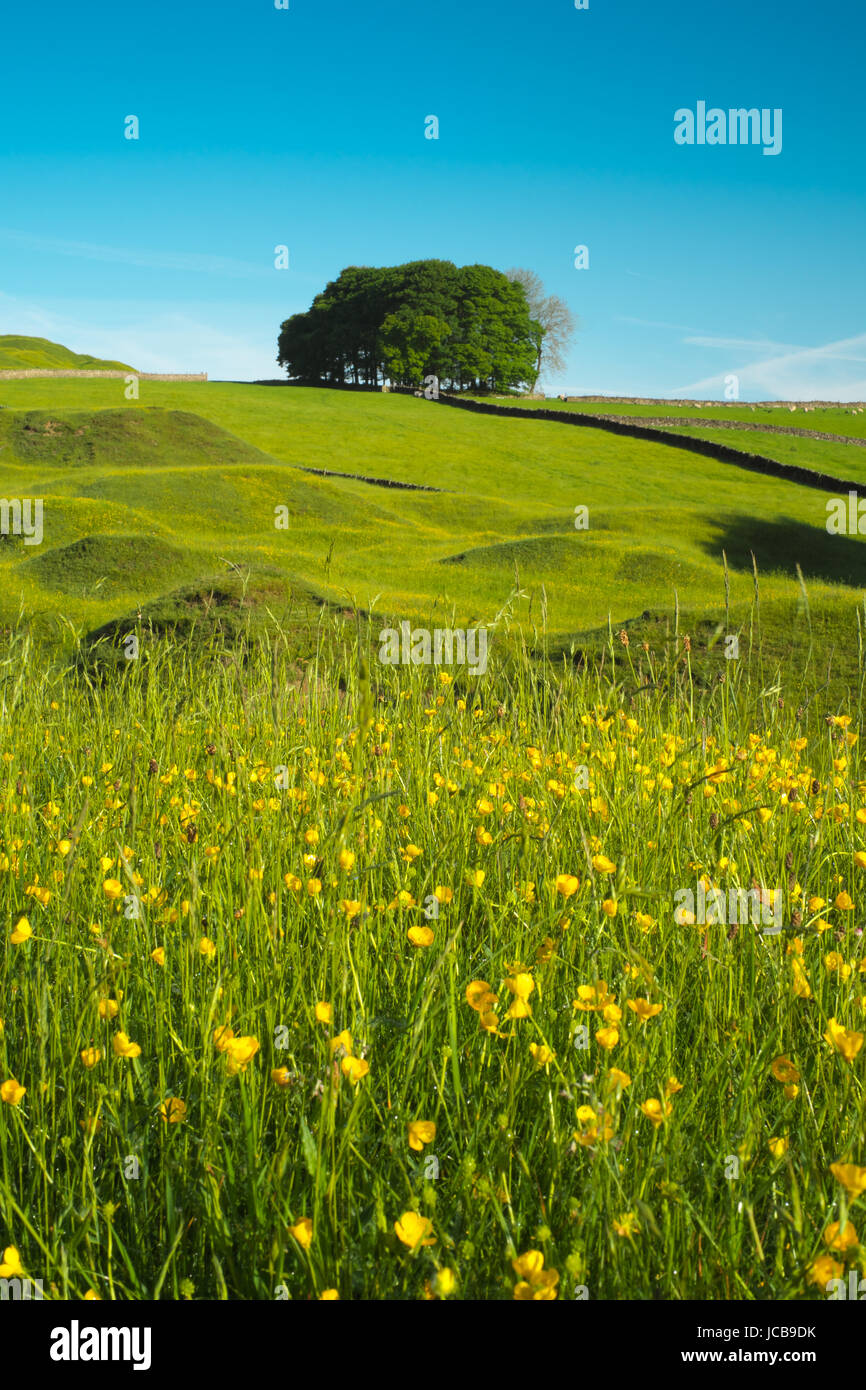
[[0, 377, 864, 697], [0, 334, 135, 372], [3, 376, 866, 1304]]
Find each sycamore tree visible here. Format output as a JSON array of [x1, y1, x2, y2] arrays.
[[505, 268, 576, 385]]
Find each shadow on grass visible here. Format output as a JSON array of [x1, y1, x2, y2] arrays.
[[702, 514, 866, 588]]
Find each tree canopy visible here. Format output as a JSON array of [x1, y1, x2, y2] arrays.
[[277, 260, 542, 392]]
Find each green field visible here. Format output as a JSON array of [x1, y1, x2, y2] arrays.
[[2, 368, 866, 1303], [0, 379, 865, 699]]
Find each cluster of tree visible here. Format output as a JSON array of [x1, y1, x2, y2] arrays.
[[277, 260, 574, 393]]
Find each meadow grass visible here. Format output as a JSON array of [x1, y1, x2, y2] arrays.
[[1, 609, 865, 1301], [1, 384, 865, 684]]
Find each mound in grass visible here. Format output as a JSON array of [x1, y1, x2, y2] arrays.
[[82, 569, 333, 670], [1, 408, 277, 471], [439, 534, 599, 570], [21, 534, 192, 598], [614, 549, 690, 586], [0, 335, 135, 372]]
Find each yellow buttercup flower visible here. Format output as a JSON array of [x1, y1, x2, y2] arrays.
[[529, 1043, 555, 1066], [612, 1211, 641, 1238], [341, 1056, 369, 1083], [225, 1036, 259, 1074], [80, 1048, 102, 1069], [102, 878, 124, 900], [319, 1288, 339, 1300], [573, 981, 615, 1011], [9, 916, 32, 944], [0, 1078, 26, 1106], [595, 1026, 619, 1050], [628, 998, 663, 1022], [768, 1135, 789, 1159], [329, 1029, 353, 1057], [606, 1067, 632, 1089], [271, 1067, 292, 1087], [640, 1098, 672, 1127], [505, 973, 534, 1002], [770, 1055, 799, 1084], [112, 1032, 142, 1059], [289, 1217, 313, 1250], [830, 1163, 866, 1200], [434, 1268, 456, 1298], [395, 1211, 436, 1248], [150, 946, 165, 966], [512, 1249, 544, 1280], [592, 855, 616, 874], [554, 874, 579, 898], [0, 1247, 24, 1277], [199, 937, 216, 958], [407, 925, 434, 947], [0, 1251, 24, 1278], [465, 980, 496, 1012], [512, 1249, 559, 1300], [824, 1016, 864, 1063], [315, 1001, 332, 1024], [808, 1253, 843, 1288], [408, 1120, 436, 1151], [159, 1097, 187, 1123], [824, 1218, 858, 1251]]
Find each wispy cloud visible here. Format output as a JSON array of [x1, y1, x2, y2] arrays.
[[682, 334, 807, 354], [0, 228, 274, 279], [671, 333, 866, 400], [614, 315, 701, 333]]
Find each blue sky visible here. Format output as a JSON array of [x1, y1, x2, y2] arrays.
[[1, 0, 864, 398]]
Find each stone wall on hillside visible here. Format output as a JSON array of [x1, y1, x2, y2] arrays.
[[394, 388, 866, 500], [563, 395, 865, 409]]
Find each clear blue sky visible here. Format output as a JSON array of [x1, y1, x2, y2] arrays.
[[1, 0, 864, 398]]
